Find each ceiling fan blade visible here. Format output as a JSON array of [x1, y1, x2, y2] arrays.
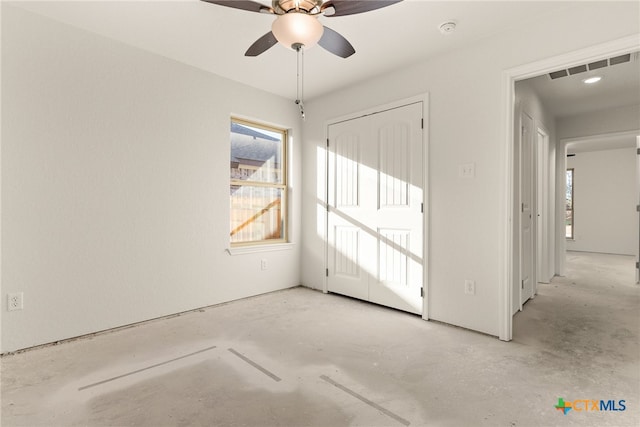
[[201, 0, 273, 14], [318, 26, 355, 58], [323, 0, 402, 16], [245, 31, 279, 56]]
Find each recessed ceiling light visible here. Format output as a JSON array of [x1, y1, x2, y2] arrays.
[[583, 76, 602, 84]]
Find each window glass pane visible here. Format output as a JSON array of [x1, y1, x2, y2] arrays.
[[566, 169, 573, 239], [565, 170, 572, 210], [230, 122, 283, 184], [230, 186, 284, 244]]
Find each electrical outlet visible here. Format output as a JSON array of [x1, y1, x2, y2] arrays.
[[8, 292, 23, 311], [261, 259, 268, 270], [459, 163, 475, 178], [464, 280, 475, 295]]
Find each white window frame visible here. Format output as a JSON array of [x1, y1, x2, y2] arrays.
[[229, 117, 288, 248]]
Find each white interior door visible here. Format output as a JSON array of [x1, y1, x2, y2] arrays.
[[636, 135, 639, 284], [536, 128, 549, 284], [327, 103, 424, 314], [327, 117, 373, 301], [520, 113, 535, 307]]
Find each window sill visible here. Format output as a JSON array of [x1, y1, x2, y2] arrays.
[[226, 243, 295, 256]]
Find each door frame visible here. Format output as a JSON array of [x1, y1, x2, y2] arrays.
[[499, 35, 640, 341], [323, 93, 430, 320]]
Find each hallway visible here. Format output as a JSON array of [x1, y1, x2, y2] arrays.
[[513, 251, 639, 421], [1, 252, 638, 426]]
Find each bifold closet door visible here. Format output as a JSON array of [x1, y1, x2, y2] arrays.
[[327, 102, 424, 314]]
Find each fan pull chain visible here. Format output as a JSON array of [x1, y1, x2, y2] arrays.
[[294, 43, 305, 120]]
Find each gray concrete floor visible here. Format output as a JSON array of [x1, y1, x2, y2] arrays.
[[1, 251, 638, 426]]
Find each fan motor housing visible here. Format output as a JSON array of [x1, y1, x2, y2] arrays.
[[274, 0, 322, 14]]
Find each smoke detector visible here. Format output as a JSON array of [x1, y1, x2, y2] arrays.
[[439, 21, 457, 35]]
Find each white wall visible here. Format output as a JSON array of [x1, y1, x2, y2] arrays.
[[301, 2, 639, 336], [512, 80, 556, 315], [1, 5, 302, 353], [566, 148, 637, 255]]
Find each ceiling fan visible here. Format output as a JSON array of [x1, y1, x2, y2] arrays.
[[201, 0, 403, 58]]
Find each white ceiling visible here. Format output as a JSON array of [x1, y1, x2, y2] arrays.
[[567, 132, 640, 154], [566, 133, 637, 154], [11, 0, 585, 101], [526, 52, 640, 119], [9, 0, 640, 155], [526, 52, 640, 154]]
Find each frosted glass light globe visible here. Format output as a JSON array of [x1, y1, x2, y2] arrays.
[[272, 12, 324, 49]]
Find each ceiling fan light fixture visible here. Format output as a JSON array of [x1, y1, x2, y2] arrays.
[[272, 12, 324, 49]]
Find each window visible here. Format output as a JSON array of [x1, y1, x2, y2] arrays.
[[566, 168, 574, 239], [230, 118, 287, 246]]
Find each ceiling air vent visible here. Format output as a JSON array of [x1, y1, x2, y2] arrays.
[[568, 64, 587, 75], [548, 51, 638, 79], [609, 53, 631, 65], [588, 59, 608, 70], [549, 70, 568, 79]]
